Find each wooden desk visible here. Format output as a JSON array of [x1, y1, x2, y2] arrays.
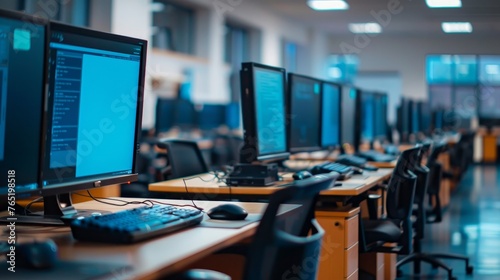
[[0, 199, 289, 280], [149, 169, 392, 198], [149, 169, 394, 280]]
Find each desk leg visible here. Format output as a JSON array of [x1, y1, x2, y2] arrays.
[[316, 207, 359, 280]]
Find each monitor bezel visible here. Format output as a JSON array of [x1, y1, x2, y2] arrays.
[[41, 21, 146, 196], [239, 62, 290, 163], [287, 73, 323, 153], [320, 80, 342, 149], [340, 85, 361, 151], [0, 9, 50, 198]]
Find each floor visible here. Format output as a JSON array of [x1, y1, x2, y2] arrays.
[[398, 164, 500, 279]]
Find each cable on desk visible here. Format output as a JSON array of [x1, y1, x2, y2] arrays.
[[73, 192, 205, 211], [181, 177, 205, 210], [24, 197, 43, 216]]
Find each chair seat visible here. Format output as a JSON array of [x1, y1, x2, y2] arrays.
[[363, 219, 401, 244]]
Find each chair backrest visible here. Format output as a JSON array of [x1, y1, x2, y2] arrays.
[[243, 173, 338, 280], [427, 141, 448, 165], [408, 143, 432, 239], [382, 147, 419, 254], [425, 142, 449, 223], [157, 139, 209, 179], [386, 147, 420, 221]]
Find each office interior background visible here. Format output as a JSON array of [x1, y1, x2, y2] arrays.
[[4, 0, 500, 131], [3, 1, 500, 278]]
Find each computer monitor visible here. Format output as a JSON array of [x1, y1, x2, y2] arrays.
[[410, 100, 420, 135], [39, 22, 147, 221], [239, 62, 289, 163], [341, 86, 360, 150], [287, 73, 322, 153], [198, 104, 226, 131], [373, 93, 388, 142], [225, 102, 241, 130], [359, 91, 376, 144], [419, 101, 432, 135], [155, 98, 176, 135], [0, 10, 49, 199], [433, 109, 444, 131], [320, 81, 341, 149], [174, 99, 197, 130], [397, 98, 411, 142]]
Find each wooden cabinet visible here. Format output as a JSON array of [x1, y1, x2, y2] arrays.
[[316, 207, 359, 280]]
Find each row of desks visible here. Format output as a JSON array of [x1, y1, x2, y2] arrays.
[[149, 167, 394, 280]]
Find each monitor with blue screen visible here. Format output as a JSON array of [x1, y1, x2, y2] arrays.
[[288, 73, 322, 153], [0, 10, 48, 199], [360, 91, 376, 144], [35, 22, 147, 222], [239, 62, 289, 163], [198, 104, 225, 130], [321, 81, 341, 148], [419, 101, 432, 135], [225, 102, 241, 130]]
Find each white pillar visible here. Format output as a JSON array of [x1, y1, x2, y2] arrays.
[[111, 0, 154, 129]]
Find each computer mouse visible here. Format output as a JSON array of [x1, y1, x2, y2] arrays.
[[16, 239, 58, 269], [207, 204, 248, 220], [292, 170, 313, 180]]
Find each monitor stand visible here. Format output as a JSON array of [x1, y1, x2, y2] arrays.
[[0, 193, 110, 226]]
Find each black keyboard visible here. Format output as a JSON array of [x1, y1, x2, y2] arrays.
[[310, 162, 353, 180], [70, 205, 203, 244], [357, 150, 396, 163], [336, 154, 378, 171]]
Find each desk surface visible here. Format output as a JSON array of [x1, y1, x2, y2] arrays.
[[1, 199, 288, 280], [149, 168, 393, 197]]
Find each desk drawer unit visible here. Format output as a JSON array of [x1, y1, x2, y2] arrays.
[[316, 207, 360, 280]]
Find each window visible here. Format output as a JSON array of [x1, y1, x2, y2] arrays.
[[426, 54, 500, 122], [152, 1, 195, 54], [0, 0, 90, 26], [282, 41, 298, 73], [327, 54, 359, 84], [225, 22, 253, 101], [479, 56, 500, 85]]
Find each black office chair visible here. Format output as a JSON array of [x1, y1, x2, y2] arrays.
[[396, 142, 473, 279], [157, 139, 209, 180], [448, 132, 475, 181], [358, 147, 420, 257], [171, 173, 339, 280]]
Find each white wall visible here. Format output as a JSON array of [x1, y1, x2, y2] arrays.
[[329, 34, 500, 100]]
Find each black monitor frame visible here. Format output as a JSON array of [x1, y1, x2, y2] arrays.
[[419, 101, 432, 136], [340, 85, 361, 152], [320, 81, 342, 149], [287, 73, 322, 153], [397, 98, 412, 143], [28, 22, 147, 223], [239, 62, 289, 163], [0, 9, 49, 199], [409, 100, 420, 136]]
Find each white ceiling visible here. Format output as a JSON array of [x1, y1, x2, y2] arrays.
[[251, 0, 500, 35]]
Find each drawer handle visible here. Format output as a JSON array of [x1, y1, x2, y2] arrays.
[[334, 222, 340, 227]]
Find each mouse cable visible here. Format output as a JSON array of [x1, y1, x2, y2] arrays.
[[24, 197, 44, 216]]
